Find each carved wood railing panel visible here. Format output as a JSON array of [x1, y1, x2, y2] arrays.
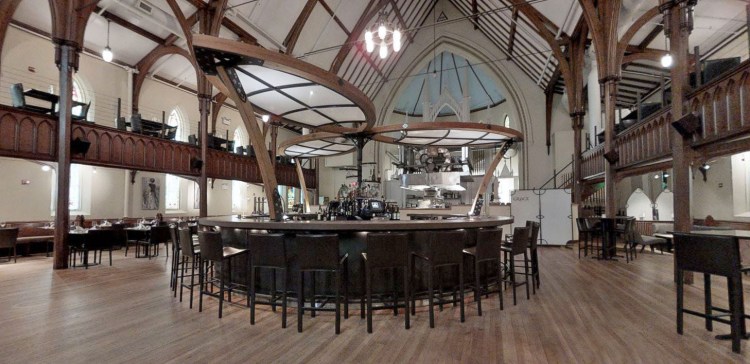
[[580, 60, 750, 180], [0, 105, 317, 189]]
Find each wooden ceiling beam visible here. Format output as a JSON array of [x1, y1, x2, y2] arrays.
[[320, 0, 351, 36], [388, 0, 412, 43], [506, 7, 519, 60], [222, 18, 259, 44], [638, 24, 663, 50], [184, 0, 207, 9], [284, 0, 318, 55], [95, 6, 166, 45]]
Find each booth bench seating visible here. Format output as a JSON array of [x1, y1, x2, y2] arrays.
[[11, 222, 54, 257]]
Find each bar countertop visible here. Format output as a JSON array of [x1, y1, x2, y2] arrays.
[[199, 215, 513, 231]]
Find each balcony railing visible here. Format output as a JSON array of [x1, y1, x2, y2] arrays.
[[0, 105, 316, 188], [581, 59, 750, 180]]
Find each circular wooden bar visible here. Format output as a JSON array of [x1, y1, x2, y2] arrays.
[[199, 215, 513, 297]]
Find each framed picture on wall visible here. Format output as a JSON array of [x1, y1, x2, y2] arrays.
[[193, 182, 200, 210], [142, 177, 160, 210]]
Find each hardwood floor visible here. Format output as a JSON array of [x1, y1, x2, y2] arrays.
[[0, 247, 748, 363]]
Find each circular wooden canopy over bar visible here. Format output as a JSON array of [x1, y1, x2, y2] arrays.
[[370, 121, 523, 147], [192, 35, 375, 133], [200, 215, 513, 231], [277, 132, 356, 158]]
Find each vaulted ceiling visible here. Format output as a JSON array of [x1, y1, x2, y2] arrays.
[[8, 0, 750, 112]]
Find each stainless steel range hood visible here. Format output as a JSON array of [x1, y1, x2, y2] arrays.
[[400, 172, 466, 191]]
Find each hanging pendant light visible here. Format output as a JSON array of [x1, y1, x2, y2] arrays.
[[102, 20, 113, 63], [364, 10, 402, 58]]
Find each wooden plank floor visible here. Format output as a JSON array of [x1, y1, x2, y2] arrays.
[[0, 247, 748, 363]]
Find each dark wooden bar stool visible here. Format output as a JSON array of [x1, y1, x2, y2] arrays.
[[0, 228, 19, 263], [247, 233, 289, 328], [178, 228, 200, 308], [527, 221, 541, 292], [295, 234, 349, 334], [463, 227, 503, 315], [411, 229, 466, 328], [198, 231, 248, 319], [360, 232, 410, 333], [501, 227, 530, 305], [674, 232, 750, 353], [576, 218, 593, 258]]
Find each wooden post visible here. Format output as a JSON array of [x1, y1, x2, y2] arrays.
[[53, 40, 78, 269], [602, 77, 618, 217], [571, 111, 585, 207], [294, 158, 310, 212], [694, 45, 701, 88], [198, 91, 210, 217], [668, 1, 694, 283]]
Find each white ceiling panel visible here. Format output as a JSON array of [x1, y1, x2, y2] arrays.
[[249, 92, 304, 115]]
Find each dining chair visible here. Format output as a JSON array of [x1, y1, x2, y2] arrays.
[[71, 102, 91, 121], [10, 83, 51, 114], [0, 228, 19, 263]]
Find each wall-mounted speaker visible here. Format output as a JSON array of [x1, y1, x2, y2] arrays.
[[190, 157, 203, 170], [71, 137, 90, 156], [672, 113, 701, 137], [603, 150, 620, 164]]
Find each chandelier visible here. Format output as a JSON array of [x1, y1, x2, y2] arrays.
[[364, 11, 402, 59]]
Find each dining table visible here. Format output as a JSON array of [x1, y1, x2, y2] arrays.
[[23, 88, 87, 116]]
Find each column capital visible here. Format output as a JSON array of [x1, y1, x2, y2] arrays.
[[53, 39, 81, 71]]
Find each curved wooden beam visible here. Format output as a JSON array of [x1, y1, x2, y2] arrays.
[[617, 6, 661, 67], [277, 131, 356, 158], [370, 121, 524, 147], [132, 45, 195, 112], [284, 0, 318, 55], [192, 35, 377, 133]]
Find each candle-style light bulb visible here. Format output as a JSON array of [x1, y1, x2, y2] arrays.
[[379, 41, 388, 59]]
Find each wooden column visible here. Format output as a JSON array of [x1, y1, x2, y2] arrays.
[[470, 141, 513, 215], [270, 125, 278, 165], [667, 0, 694, 282], [294, 158, 310, 212], [198, 91, 210, 217], [53, 40, 79, 269], [571, 110, 585, 207], [602, 77, 618, 217]]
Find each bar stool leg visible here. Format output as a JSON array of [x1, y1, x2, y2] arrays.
[[428, 265, 435, 328], [410, 254, 416, 316], [366, 263, 373, 333], [360, 260, 366, 319], [475, 258, 482, 316], [729, 275, 743, 353], [250, 263, 256, 325], [297, 271, 305, 333], [335, 268, 342, 335], [310, 272, 316, 318], [218, 260, 225, 319], [497, 257, 503, 311], [704, 273, 713, 331], [459, 262, 465, 323], [199, 259, 205, 313], [403, 264, 410, 330], [271, 271, 277, 312], [344, 258, 349, 320], [510, 258, 517, 306], [524, 252, 530, 300], [281, 268, 288, 329], [392, 267, 398, 316]]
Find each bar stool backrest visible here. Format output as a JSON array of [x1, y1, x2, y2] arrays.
[[673, 232, 740, 277], [248, 233, 287, 268], [526, 221, 540, 250], [0, 228, 19, 249], [296, 234, 339, 270], [429, 230, 466, 265], [150, 225, 172, 244], [178, 228, 195, 254], [366, 232, 409, 268], [576, 218, 587, 233], [198, 231, 224, 262], [511, 227, 529, 256], [475, 228, 503, 261]]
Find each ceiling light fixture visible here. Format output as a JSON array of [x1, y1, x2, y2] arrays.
[[261, 114, 270, 122], [41, 165, 51, 172], [364, 10, 401, 59], [102, 20, 113, 63]]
